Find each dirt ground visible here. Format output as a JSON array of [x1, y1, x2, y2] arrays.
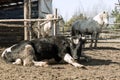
[[0, 40, 120, 80]]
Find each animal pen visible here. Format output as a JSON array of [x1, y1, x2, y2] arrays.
[[0, 0, 61, 46], [0, 0, 120, 47]]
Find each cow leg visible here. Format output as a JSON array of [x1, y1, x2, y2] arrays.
[[89, 39, 93, 48], [23, 45, 35, 66], [33, 60, 48, 67], [89, 33, 95, 48], [23, 57, 34, 66], [94, 33, 98, 48], [63, 53, 84, 68], [94, 39, 97, 48], [13, 58, 22, 65]]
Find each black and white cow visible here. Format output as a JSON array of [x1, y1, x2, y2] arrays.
[[70, 36, 86, 60], [1, 36, 85, 68]]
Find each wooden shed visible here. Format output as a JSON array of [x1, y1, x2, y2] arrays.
[[0, 0, 39, 46], [0, 0, 23, 46], [0, 0, 59, 46]]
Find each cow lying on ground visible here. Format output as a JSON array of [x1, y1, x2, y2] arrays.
[[1, 36, 86, 68]]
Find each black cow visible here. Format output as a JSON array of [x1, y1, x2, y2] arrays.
[[70, 36, 86, 60], [1, 36, 85, 68]]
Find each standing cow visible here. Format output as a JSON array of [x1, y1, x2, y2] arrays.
[[71, 11, 109, 48], [1, 36, 86, 68]]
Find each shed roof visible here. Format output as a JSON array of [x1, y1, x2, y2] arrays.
[[0, 0, 23, 5]]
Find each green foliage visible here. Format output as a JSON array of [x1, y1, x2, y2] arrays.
[[111, 8, 120, 29], [64, 13, 87, 32]]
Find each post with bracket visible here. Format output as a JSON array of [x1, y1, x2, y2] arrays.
[[24, 0, 29, 40], [53, 8, 58, 36]]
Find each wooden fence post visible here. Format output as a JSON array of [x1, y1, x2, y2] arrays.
[[53, 8, 58, 36], [24, 0, 29, 40], [28, 0, 32, 40]]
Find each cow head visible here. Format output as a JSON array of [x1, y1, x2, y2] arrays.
[[1, 44, 16, 61], [1, 48, 13, 63], [70, 35, 86, 60]]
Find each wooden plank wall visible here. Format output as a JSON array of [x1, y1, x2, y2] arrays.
[[0, 26, 24, 46]]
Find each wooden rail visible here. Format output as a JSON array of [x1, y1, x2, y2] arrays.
[[0, 23, 24, 27], [0, 18, 61, 22]]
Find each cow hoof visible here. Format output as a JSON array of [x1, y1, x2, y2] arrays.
[[86, 57, 91, 62], [72, 62, 85, 68], [89, 45, 92, 48], [84, 57, 91, 62], [93, 47, 97, 49], [13, 58, 22, 65], [33, 61, 49, 67], [76, 64, 87, 70], [94, 45, 97, 48], [80, 66, 87, 70], [80, 56, 91, 62], [23, 62, 34, 66]]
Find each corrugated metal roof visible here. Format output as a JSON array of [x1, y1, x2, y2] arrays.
[[0, 0, 23, 5]]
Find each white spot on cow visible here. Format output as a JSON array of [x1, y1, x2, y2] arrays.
[[73, 38, 79, 45], [33, 60, 48, 67], [1, 49, 7, 58], [13, 58, 22, 65], [81, 37, 85, 40], [25, 44, 32, 48], [64, 53, 84, 68], [64, 53, 73, 63], [1, 44, 16, 58]]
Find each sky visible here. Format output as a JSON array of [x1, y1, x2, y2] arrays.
[[53, 0, 118, 21]]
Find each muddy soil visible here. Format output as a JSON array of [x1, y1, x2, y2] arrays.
[[0, 41, 120, 80]]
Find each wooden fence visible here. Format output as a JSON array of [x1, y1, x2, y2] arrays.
[[0, 18, 120, 46], [61, 26, 120, 42], [0, 16, 62, 46]]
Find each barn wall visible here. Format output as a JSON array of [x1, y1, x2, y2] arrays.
[[0, 6, 24, 46], [0, 1, 38, 46], [0, 1, 38, 19], [0, 26, 24, 46]]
